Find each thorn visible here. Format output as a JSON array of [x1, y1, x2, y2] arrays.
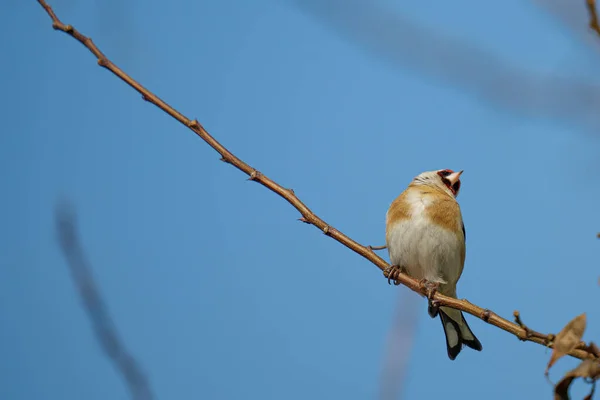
[[142, 94, 149, 102], [219, 157, 230, 163], [513, 310, 532, 340], [298, 217, 310, 224], [287, 188, 295, 195]]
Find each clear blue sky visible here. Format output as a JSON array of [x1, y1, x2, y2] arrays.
[[2, 0, 600, 399]]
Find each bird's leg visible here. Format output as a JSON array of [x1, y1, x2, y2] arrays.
[[418, 279, 441, 317], [384, 265, 403, 286]]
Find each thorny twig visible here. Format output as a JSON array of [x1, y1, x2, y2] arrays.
[[514, 311, 537, 341], [55, 202, 154, 400], [37, 0, 599, 361]]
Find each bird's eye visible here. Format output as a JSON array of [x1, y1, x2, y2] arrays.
[[439, 170, 452, 177]]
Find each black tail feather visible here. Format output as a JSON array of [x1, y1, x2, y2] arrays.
[[438, 309, 482, 360], [459, 312, 483, 352]]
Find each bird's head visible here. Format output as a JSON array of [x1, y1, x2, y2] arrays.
[[412, 169, 463, 197]]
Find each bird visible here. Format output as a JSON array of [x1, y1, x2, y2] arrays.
[[385, 169, 482, 360]]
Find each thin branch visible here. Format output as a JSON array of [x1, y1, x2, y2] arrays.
[[37, 0, 598, 361], [513, 310, 555, 344], [55, 201, 154, 400], [587, 0, 600, 36]]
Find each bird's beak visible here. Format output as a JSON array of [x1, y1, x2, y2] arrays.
[[447, 170, 463, 185]]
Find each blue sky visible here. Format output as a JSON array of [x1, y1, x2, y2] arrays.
[[2, 0, 600, 399]]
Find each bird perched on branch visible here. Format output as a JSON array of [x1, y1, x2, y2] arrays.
[[385, 169, 482, 360]]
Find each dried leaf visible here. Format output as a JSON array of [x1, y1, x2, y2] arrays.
[[554, 359, 600, 400], [555, 375, 576, 400], [547, 314, 587, 374]]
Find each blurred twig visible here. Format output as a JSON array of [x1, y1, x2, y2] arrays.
[[38, 0, 599, 361], [55, 202, 154, 400], [292, 0, 600, 130], [378, 288, 418, 400], [587, 0, 600, 36]]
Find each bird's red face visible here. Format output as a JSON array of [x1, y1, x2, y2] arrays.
[[437, 169, 463, 196]]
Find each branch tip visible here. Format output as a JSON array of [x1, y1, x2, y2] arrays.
[[514, 311, 536, 341]]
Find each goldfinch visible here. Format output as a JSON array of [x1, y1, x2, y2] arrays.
[[385, 169, 482, 360]]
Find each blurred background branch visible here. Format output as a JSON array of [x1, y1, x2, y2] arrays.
[[55, 202, 154, 400], [292, 0, 600, 131], [586, 0, 600, 36], [378, 289, 418, 400]]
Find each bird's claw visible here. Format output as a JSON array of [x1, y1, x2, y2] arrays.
[[419, 279, 440, 300], [384, 265, 402, 286]]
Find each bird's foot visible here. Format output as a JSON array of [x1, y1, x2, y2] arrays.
[[418, 279, 440, 300], [384, 265, 403, 286]]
